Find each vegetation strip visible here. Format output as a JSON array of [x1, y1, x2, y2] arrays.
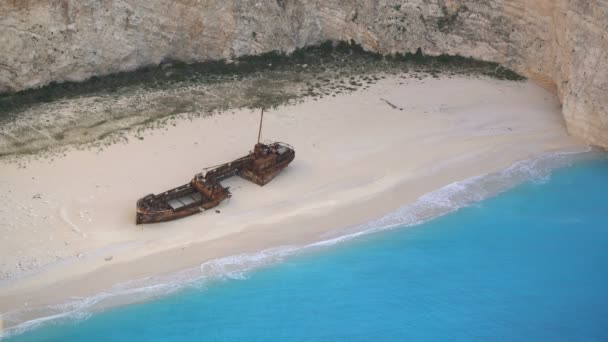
[[0, 40, 524, 159]]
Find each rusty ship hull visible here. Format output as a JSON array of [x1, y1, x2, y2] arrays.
[[239, 142, 295, 186], [136, 141, 295, 224], [136, 181, 231, 224]]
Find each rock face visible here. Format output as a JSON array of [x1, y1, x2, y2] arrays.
[[1, 0, 607, 147]]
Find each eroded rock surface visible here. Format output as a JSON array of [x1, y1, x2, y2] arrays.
[[1, 0, 607, 147]]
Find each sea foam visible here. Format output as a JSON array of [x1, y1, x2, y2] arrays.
[[1, 147, 603, 340]]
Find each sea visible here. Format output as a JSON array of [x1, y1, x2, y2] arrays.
[[2, 150, 608, 341]]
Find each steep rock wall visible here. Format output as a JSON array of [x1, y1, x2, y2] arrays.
[[1, 0, 607, 147]]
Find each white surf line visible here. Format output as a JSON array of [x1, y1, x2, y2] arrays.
[[2, 149, 603, 340]]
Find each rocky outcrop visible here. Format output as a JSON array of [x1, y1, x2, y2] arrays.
[[1, 0, 607, 147]]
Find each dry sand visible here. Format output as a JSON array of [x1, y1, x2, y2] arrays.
[[0, 76, 584, 328]]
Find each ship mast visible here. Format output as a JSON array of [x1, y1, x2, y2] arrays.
[[257, 108, 264, 144]]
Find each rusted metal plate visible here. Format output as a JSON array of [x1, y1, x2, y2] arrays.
[[135, 141, 295, 224]]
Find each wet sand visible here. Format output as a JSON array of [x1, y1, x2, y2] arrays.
[[0, 75, 584, 329]]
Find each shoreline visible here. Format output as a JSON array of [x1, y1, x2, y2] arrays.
[[0, 75, 585, 334], [3, 148, 603, 339]]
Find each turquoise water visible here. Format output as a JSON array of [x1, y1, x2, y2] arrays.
[[5, 155, 608, 341]]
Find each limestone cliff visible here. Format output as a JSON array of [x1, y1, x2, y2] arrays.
[[1, 0, 606, 147]]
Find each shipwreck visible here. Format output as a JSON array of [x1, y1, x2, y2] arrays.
[[136, 109, 295, 224]]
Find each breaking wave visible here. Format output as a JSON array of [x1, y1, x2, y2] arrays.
[[1, 147, 604, 340]]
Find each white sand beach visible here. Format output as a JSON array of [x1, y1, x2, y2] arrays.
[[0, 75, 584, 328]]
